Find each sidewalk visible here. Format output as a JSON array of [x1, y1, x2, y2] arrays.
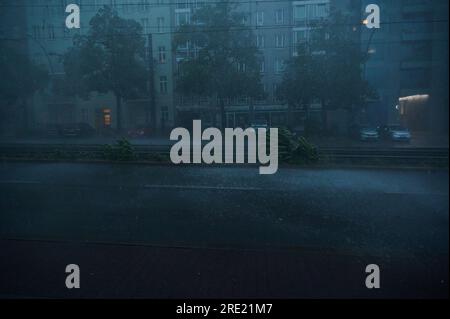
[[0, 239, 447, 298]]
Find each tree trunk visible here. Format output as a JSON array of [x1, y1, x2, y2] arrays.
[[249, 98, 255, 126], [304, 103, 311, 136], [287, 103, 294, 130], [210, 95, 217, 127], [115, 94, 122, 133], [21, 98, 29, 134], [220, 98, 226, 130], [321, 100, 328, 134]]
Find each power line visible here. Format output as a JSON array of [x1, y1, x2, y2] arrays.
[[0, 18, 447, 42], [1, 18, 446, 32], [1, 0, 319, 9]]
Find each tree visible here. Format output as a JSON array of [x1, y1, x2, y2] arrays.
[[0, 43, 48, 131], [311, 11, 376, 129], [278, 10, 376, 133], [277, 44, 322, 129], [63, 6, 148, 132], [174, 1, 264, 129]]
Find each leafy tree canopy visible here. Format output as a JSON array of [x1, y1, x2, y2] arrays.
[[278, 10, 377, 121], [63, 5, 149, 130], [64, 5, 148, 99], [174, 1, 264, 101]]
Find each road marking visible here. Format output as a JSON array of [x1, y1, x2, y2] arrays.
[[143, 184, 262, 191], [384, 191, 448, 196], [0, 180, 261, 191]]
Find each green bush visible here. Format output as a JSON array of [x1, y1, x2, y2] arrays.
[[102, 139, 136, 161], [270, 127, 318, 164], [292, 136, 319, 164]]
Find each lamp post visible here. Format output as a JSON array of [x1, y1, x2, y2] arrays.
[[360, 19, 378, 125], [362, 19, 377, 78]]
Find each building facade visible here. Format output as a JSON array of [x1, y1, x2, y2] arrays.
[[362, 0, 449, 134], [0, 0, 30, 135], [16, 0, 176, 134], [4, 0, 446, 136]]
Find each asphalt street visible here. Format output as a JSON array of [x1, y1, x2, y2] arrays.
[[0, 162, 448, 298]]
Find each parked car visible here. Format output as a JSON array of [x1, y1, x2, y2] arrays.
[[378, 125, 411, 142], [127, 125, 152, 138], [349, 124, 378, 141], [60, 123, 96, 137], [359, 126, 380, 142]]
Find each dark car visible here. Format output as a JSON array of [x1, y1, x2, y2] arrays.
[[60, 123, 96, 137], [378, 125, 411, 142], [359, 126, 380, 142]]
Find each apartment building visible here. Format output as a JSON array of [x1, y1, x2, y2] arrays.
[[362, 0, 449, 134], [18, 0, 175, 133]]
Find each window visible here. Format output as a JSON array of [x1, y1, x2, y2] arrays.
[[157, 17, 165, 33], [161, 105, 169, 123], [273, 83, 280, 101], [160, 76, 168, 94], [294, 5, 306, 21], [256, 11, 264, 26], [48, 24, 55, 39], [159, 46, 166, 63], [241, 13, 250, 25], [237, 63, 246, 73], [256, 35, 265, 48], [275, 9, 284, 24], [275, 34, 286, 48], [259, 59, 265, 73], [141, 18, 149, 33], [176, 12, 190, 26], [275, 59, 286, 74], [141, 0, 151, 11], [316, 4, 328, 18], [103, 109, 112, 127], [293, 30, 308, 44]]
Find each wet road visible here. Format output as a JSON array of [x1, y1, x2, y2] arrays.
[[0, 162, 448, 256], [0, 162, 448, 297]]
